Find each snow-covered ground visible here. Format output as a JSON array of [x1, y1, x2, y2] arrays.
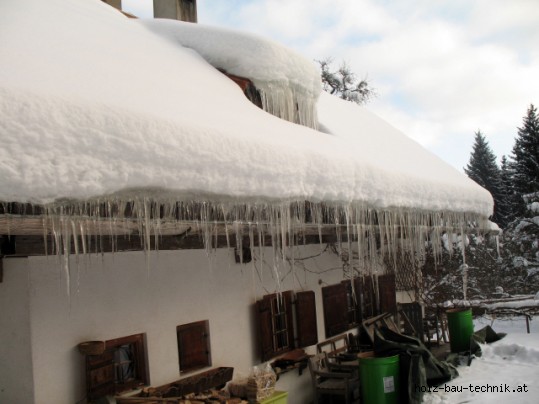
[[422, 316, 539, 403]]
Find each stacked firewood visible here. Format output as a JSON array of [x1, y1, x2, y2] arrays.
[[117, 388, 248, 404]]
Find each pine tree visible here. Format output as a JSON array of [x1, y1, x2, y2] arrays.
[[464, 130, 503, 224], [510, 104, 539, 216], [498, 155, 516, 227]]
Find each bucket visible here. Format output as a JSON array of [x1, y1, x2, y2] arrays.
[[359, 352, 400, 404], [446, 308, 474, 353]]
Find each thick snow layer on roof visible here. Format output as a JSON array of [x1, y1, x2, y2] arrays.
[[138, 19, 321, 102], [0, 0, 493, 218], [138, 19, 321, 129]]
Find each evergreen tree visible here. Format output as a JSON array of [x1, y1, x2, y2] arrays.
[[510, 104, 539, 216], [499, 191, 539, 295], [464, 130, 503, 224], [498, 155, 516, 227]]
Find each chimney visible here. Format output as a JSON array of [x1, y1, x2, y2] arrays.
[[153, 0, 198, 23], [101, 0, 122, 11]]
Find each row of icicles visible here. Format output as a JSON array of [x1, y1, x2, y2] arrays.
[[2, 199, 489, 282]]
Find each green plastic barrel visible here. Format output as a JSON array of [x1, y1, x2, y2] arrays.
[[446, 308, 474, 353], [359, 352, 400, 404]]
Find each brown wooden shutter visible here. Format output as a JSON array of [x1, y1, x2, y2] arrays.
[[322, 283, 348, 338], [295, 290, 318, 347], [86, 350, 115, 400], [177, 320, 211, 372], [359, 275, 377, 319], [256, 297, 275, 361], [378, 273, 397, 314]]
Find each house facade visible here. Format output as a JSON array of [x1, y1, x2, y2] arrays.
[[0, 1, 495, 403], [1, 244, 359, 403]]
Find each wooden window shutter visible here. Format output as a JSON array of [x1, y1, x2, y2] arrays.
[[177, 320, 211, 373], [378, 273, 397, 314], [86, 350, 115, 400], [256, 296, 275, 361], [295, 290, 318, 347], [322, 283, 348, 338], [359, 275, 378, 319]]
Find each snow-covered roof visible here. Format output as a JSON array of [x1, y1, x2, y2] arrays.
[[138, 18, 322, 130], [0, 0, 494, 259]]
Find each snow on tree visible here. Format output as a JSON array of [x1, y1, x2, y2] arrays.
[[421, 107, 539, 305], [498, 155, 517, 227], [510, 104, 539, 217], [317, 58, 376, 105], [420, 233, 503, 306], [464, 130, 503, 225], [499, 192, 539, 295]]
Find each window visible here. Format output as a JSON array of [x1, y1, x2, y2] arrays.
[[84, 333, 148, 401], [256, 291, 294, 361], [114, 343, 137, 384], [255, 290, 318, 361], [177, 320, 212, 373]]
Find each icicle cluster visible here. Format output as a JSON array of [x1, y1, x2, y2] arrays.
[[1, 198, 490, 276], [255, 81, 319, 130]]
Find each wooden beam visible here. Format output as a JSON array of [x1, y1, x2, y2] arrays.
[[1, 233, 339, 257]]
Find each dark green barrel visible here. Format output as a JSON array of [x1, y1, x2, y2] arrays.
[[359, 352, 400, 404], [446, 308, 474, 353]]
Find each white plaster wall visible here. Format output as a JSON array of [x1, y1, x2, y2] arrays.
[[0, 258, 35, 404], [20, 244, 347, 404]]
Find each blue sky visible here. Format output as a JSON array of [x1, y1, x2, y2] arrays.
[[122, 0, 539, 172]]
